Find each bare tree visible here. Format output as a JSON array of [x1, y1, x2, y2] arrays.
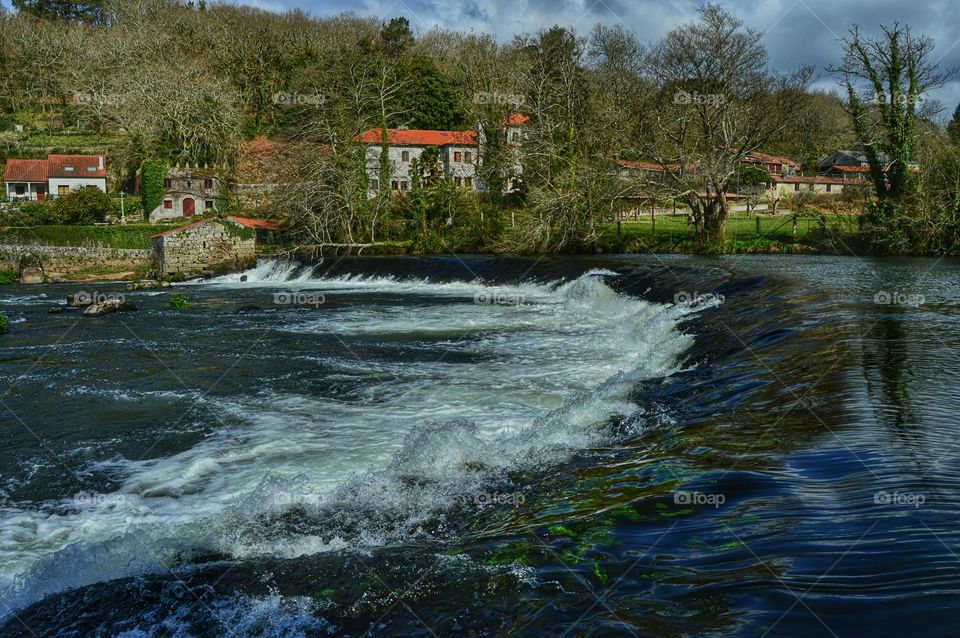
[[638, 4, 811, 249]]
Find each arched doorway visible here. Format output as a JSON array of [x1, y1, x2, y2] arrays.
[[183, 198, 195, 217]]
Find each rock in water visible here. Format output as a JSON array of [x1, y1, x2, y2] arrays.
[[236, 304, 262, 313], [83, 299, 138, 316], [47, 307, 67, 314], [67, 293, 93, 307]]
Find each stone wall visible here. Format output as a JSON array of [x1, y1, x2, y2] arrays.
[[0, 244, 151, 278], [154, 220, 256, 275]]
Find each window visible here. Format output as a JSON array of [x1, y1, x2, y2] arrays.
[[370, 178, 379, 190], [14, 184, 25, 195], [164, 178, 172, 188], [454, 176, 462, 186], [64, 166, 74, 172], [401, 150, 410, 162], [400, 180, 408, 191], [87, 166, 97, 172], [465, 151, 473, 163], [204, 178, 213, 189], [454, 151, 462, 162], [163, 199, 173, 209], [794, 183, 800, 192], [205, 200, 214, 210], [464, 177, 472, 188], [826, 184, 832, 193], [511, 132, 520, 142], [391, 180, 398, 190], [58, 185, 70, 196]]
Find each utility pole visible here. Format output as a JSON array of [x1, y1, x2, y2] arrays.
[[119, 191, 126, 225]]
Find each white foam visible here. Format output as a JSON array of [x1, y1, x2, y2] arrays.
[[0, 264, 711, 619]]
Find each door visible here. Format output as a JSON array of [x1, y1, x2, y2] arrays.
[[36, 185, 46, 201], [183, 198, 195, 217]]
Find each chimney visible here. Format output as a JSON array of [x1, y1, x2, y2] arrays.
[[98, 155, 104, 170]]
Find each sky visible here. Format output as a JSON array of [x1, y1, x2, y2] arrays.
[[2, 0, 958, 112]]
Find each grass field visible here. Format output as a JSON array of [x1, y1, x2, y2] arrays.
[[0, 224, 183, 249], [599, 212, 860, 253]]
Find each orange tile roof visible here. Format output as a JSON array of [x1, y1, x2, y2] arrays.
[[504, 113, 530, 125], [4, 159, 48, 183], [742, 151, 801, 169], [227, 215, 279, 231], [359, 128, 478, 146], [47, 154, 106, 179]]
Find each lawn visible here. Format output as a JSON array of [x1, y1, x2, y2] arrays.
[[0, 224, 183, 249], [599, 212, 859, 253]]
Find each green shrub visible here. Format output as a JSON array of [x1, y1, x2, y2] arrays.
[[0, 270, 15, 285], [140, 159, 169, 221], [169, 294, 188, 309], [0, 314, 8, 333], [49, 187, 113, 224]]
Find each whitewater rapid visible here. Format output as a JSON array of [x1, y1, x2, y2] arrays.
[[0, 261, 713, 619]]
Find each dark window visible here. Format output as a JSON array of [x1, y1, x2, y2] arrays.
[[464, 177, 472, 188], [391, 180, 398, 190], [465, 151, 473, 163], [371, 178, 379, 190], [205, 200, 214, 209], [826, 184, 832, 192], [400, 180, 408, 191], [454, 176, 462, 186], [794, 183, 800, 191], [401, 151, 410, 162], [163, 199, 173, 209], [511, 132, 519, 142], [15, 184, 25, 194], [204, 178, 213, 189], [454, 151, 462, 162], [164, 178, 171, 188]]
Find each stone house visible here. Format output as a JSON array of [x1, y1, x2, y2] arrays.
[[152, 215, 277, 276], [148, 163, 228, 223]]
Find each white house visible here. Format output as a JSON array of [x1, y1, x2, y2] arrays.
[[359, 114, 530, 198], [4, 154, 107, 201]]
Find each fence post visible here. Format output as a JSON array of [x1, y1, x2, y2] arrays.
[[755, 216, 761, 235], [792, 215, 798, 237]]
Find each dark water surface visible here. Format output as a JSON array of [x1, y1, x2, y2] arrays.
[[0, 255, 958, 637]]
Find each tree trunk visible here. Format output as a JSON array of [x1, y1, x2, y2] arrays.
[[694, 194, 728, 250]]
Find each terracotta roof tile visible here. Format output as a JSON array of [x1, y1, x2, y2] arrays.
[[4, 159, 48, 183], [47, 154, 106, 178], [359, 128, 478, 146]]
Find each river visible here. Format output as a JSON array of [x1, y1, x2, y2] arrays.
[[0, 255, 957, 637]]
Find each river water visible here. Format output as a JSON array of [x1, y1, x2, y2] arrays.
[[0, 255, 957, 637]]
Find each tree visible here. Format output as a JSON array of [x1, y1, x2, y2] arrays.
[[50, 186, 112, 224], [947, 103, 960, 145], [397, 57, 466, 130], [830, 24, 954, 204], [638, 4, 811, 249], [12, 0, 104, 23]]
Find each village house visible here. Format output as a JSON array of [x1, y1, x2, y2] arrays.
[[151, 215, 277, 276], [359, 113, 529, 197], [4, 154, 107, 201], [148, 163, 228, 223], [817, 149, 921, 181]]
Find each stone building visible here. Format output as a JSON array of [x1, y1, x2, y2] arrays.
[[148, 163, 228, 223], [152, 215, 277, 276]]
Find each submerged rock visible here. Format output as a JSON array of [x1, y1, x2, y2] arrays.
[[47, 307, 67, 314], [236, 304, 262, 313], [83, 299, 138, 316]]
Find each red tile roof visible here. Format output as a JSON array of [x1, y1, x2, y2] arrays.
[[830, 164, 921, 174], [227, 215, 279, 231], [617, 159, 685, 172], [775, 175, 856, 185], [151, 216, 278, 239], [359, 128, 478, 146], [504, 113, 530, 125], [47, 154, 106, 179], [4, 159, 48, 183], [742, 151, 801, 169]]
